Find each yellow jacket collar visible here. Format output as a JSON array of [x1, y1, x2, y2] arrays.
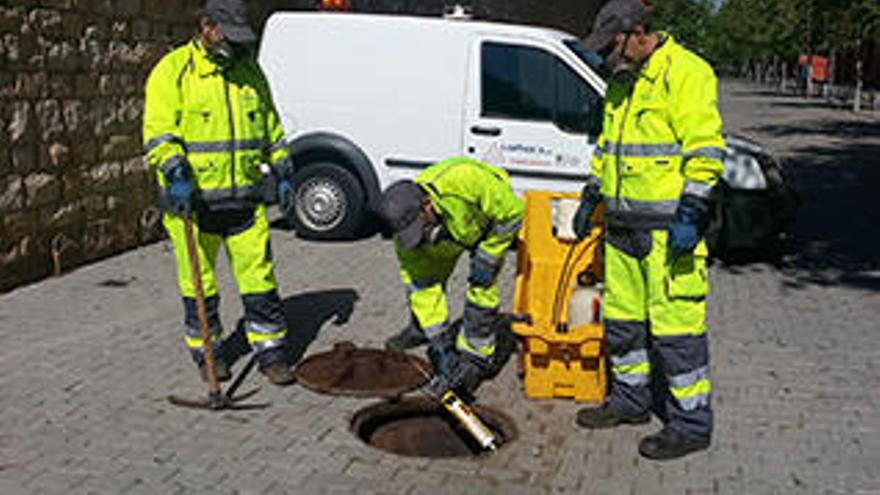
[[639, 32, 675, 82], [190, 39, 222, 77]]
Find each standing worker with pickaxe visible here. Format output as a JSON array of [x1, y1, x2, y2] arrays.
[[572, 0, 724, 459], [142, 0, 296, 386]]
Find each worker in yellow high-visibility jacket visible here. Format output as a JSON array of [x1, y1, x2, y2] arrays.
[[142, 0, 295, 386], [572, 0, 725, 460], [380, 157, 524, 396]]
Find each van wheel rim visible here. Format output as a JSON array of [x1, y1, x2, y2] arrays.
[[296, 177, 346, 232]]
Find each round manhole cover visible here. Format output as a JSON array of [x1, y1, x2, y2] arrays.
[[351, 397, 517, 458], [294, 341, 431, 397]]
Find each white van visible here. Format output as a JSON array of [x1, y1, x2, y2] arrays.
[[258, 12, 607, 238]]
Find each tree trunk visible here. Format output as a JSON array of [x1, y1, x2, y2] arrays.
[[780, 60, 788, 92], [854, 38, 863, 112]]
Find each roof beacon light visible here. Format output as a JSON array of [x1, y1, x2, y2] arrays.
[[443, 4, 473, 20]]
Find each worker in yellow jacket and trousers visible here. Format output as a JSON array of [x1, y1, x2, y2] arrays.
[[572, 0, 725, 460], [142, 0, 295, 386], [380, 157, 524, 396]]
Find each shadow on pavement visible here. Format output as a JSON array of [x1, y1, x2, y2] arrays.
[[749, 119, 880, 140], [218, 289, 360, 368], [746, 117, 880, 291], [283, 289, 360, 365]]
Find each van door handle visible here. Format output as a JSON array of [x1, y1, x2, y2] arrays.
[[470, 125, 502, 137]]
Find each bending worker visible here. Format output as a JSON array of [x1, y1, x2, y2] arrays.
[[573, 0, 724, 460], [380, 157, 524, 395], [142, 0, 296, 385]]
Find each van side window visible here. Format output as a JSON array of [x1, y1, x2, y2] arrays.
[[482, 43, 553, 122], [556, 59, 603, 135], [481, 42, 601, 135]]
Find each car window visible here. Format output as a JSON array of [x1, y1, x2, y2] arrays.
[[482, 42, 601, 135]]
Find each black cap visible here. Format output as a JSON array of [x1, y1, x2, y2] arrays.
[[204, 0, 257, 44], [380, 180, 427, 250], [584, 0, 653, 53]]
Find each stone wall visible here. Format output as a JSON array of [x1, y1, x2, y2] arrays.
[[0, 0, 201, 292], [0, 0, 600, 293]]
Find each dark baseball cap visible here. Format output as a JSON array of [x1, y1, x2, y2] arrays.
[[380, 180, 428, 250], [204, 0, 257, 44], [583, 0, 653, 53]]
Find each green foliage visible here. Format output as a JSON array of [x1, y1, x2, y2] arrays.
[[648, 0, 879, 66]]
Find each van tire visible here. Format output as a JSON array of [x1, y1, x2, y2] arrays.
[[289, 162, 365, 239]]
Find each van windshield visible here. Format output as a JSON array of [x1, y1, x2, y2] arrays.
[[563, 39, 604, 75]]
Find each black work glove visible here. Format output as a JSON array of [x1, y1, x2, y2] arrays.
[[573, 178, 602, 240]]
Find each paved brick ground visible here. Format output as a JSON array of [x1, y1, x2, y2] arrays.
[[1, 81, 879, 494]]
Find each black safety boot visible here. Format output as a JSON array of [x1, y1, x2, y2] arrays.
[[198, 358, 232, 383], [576, 403, 650, 429], [385, 324, 429, 352], [258, 348, 296, 386], [638, 427, 710, 460]]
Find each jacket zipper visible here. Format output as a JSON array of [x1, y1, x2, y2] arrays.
[[224, 78, 236, 196], [614, 87, 634, 205]]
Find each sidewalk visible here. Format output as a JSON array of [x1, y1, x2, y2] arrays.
[[1, 80, 878, 494]]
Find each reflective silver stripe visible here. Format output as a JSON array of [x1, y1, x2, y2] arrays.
[[490, 219, 522, 237], [268, 138, 288, 154], [684, 146, 726, 161], [423, 321, 449, 340], [252, 338, 284, 353], [668, 366, 710, 389], [594, 147, 603, 159], [187, 138, 267, 153], [604, 196, 678, 217], [463, 334, 495, 350], [474, 249, 500, 268], [144, 133, 182, 154], [605, 142, 681, 157], [160, 155, 187, 176], [614, 371, 650, 387], [247, 321, 284, 335], [610, 349, 649, 368], [677, 392, 710, 411], [200, 184, 263, 202], [682, 180, 714, 199], [184, 325, 220, 339]]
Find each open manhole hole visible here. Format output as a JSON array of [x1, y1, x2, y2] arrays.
[[351, 396, 518, 458], [294, 341, 430, 397]]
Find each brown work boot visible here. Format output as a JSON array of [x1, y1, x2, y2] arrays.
[[198, 359, 232, 383], [576, 403, 650, 429]]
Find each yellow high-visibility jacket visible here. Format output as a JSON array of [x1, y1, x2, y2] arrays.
[[415, 157, 525, 265], [143, 40, 290, 210], [589, 34, 725, 229]]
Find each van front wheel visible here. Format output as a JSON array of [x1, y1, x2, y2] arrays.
[[290, 162, 365, 239]]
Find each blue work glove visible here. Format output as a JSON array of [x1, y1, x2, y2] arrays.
[[573, 178, 602, 240], [164, 162, 195, 215], [667, 193, 710, 260], [277, 177, 294, 214], [467, 254, 499, 287]]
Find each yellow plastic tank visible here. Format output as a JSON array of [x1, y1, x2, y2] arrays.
[[511, 190, 606, 403]]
